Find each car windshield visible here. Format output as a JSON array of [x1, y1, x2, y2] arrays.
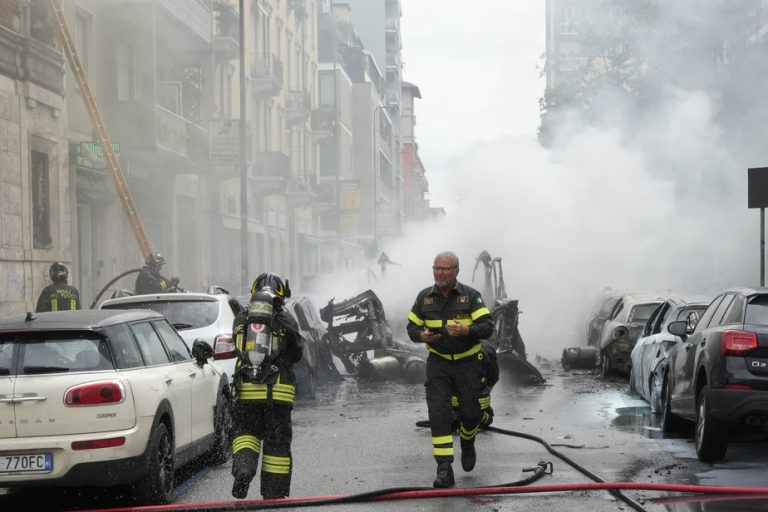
[[102, 300, 218, 330], [744, 295, 768, 325], [0, 332, 113, 375]]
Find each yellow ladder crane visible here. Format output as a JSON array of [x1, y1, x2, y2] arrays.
[[49, 0, 153, 262]]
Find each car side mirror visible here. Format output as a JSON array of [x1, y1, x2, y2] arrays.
[[192, 338, 213, 366], [668, 321, 688, 338]]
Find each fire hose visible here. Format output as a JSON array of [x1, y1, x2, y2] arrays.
[[71, 422, 768, 512]]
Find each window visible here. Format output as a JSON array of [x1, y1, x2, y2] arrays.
[[694, 296, 724, 334], [116, 39, 136, 101], [31, 150, 51, 249], [745, 295, 768, 325], [104, 324, 144, 369], [103, 299, 219, 330], [709, 294, 734, 328], [75, 8, 93, 78], [722, 296, 745, 325], [130, 322, 170, 366], [319, 71, 335, 106], [153, 320, 191, 363]]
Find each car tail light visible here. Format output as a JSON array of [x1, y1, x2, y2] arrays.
[[724, 383, 753, 390], [721, 330, 758, 356], [64, 380, 125, 406], [72, 437, 126, 451], [213, 333, 236, 360]]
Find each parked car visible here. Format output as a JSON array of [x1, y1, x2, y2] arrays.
[[587, 294, 621, 347], [662, 288, 768, 462], [598, 294, 666, 377], [99, 288, 241, 383], [629, 297, 708, 412], [284, 295, 342, 398], [0, 310, 230, 504]]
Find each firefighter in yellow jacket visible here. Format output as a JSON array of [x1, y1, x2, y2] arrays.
[[230, 273, 303, 500], [407, 251, 494, 488], [35, 262, 81, 312]]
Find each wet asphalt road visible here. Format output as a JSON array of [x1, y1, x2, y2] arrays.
[[3, 362, 768, 511]]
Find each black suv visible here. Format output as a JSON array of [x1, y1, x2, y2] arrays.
[[663, 288, 768, 461]]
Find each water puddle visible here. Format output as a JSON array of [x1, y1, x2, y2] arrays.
[[611, 405, 689, 439]]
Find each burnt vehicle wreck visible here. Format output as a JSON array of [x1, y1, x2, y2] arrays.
[[472, 251, 546, 385], [320, 290, 427, 383]]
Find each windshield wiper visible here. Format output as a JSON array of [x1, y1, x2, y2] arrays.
[[23, 366, 70, 374], [172, 323, 194, 330]]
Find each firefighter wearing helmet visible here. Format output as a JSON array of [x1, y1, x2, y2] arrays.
[[35, 262, 81, 312], [230, 273, 303, 500], [134, 252, 172, 295]]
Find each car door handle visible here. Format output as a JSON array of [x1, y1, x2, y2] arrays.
[[187, 371, 197, 378], [12, 396, 47, 402], [164, 377, 173, 385]]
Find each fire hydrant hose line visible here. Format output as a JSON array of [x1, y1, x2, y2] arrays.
[[70, 423, 768, 512]]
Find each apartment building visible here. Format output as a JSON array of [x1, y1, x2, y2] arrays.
[[0, 0, 69, 314]]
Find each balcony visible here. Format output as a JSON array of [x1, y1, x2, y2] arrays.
[[286, 90, 312, 126], [213, 2, 239, 57], [155, 105, 209, 163], [0, 27, 64, 96], [250, 54, 283, 97], [310, 107, 336, 141], [157, 0, 212, 44]]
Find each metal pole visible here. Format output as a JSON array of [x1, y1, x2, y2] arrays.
[[761, 208, 765, 287], [239, 0, 248, 294]]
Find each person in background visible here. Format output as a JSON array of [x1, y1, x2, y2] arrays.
[[134, 252, 172, 295], [36, 262, 81, 312], [407, 251, 494, 488]]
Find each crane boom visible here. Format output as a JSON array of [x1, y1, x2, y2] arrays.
[[49, 0, 153, 261]]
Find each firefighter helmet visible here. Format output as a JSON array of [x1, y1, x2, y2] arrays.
[[145, 251, 165, 268], [49, 262, 68, 281], [250, 272, 290, 298]]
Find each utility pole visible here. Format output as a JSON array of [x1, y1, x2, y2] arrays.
[[239, 0, 248, 294]]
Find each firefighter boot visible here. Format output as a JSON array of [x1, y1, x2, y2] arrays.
[[461, 442, 476, 472], [232, 473, 252, 499], [433, 462, 455, 488]]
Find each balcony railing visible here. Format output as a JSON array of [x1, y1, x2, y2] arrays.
[[311, 107, 336, 140], [286, 90, 311, 125], [155, 105, 209, 162], [250, 54, 283, 96]]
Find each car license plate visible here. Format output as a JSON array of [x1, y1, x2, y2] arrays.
[[0, 453, 53, 474]]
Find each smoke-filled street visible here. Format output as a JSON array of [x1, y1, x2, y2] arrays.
[[4, 363, 768, 512]]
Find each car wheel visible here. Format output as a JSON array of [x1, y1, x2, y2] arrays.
[[600, 351, 611, 378], [205, 390, 232, 465], [132, 422, 174, 505], [649, 372, 663, 414], [695, 384, 729, 462], [628, 367, 636, 393]]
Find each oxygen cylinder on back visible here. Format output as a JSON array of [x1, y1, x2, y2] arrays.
[[244, 289, 276, 378]]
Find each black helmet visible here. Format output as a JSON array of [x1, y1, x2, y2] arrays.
[[145, 251, 165, 268], [49, 262, 68, 281], [250, 272, 290, 298]]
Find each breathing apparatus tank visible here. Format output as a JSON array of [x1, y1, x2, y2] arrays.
[[242, 287, 279, 382]]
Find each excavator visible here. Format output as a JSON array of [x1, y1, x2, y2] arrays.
[[472, 251, 545, 385]]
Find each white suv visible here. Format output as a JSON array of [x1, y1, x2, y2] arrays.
[[0, 309, 230, 504], [99, 289, 241, 382]]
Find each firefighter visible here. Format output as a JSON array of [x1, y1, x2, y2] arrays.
[[407, 251, 494, 488], [134, 252, 172, 295], [230, 273, 303, 500], [35, 262, 81, 313]]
